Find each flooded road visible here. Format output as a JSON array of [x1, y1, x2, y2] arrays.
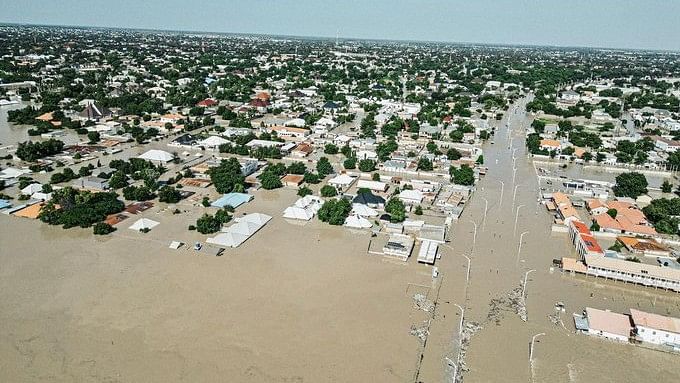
[[418, 97, 680, 382]]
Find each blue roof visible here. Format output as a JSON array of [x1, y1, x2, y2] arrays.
[[211, 193, 252, 208], [0, 199, 11, 209]]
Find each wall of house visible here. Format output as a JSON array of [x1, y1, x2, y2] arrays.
[[587, 329, 629, 342], [637, 326, 680, 346], [586, 265, 680, 292]]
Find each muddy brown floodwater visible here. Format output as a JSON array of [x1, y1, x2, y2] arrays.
[[1, 97, 680, 382], [418, 97, 680, 383], [0, 188, 444, 382]]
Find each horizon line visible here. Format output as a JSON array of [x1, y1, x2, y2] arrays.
[[1, 21, 680, 54]]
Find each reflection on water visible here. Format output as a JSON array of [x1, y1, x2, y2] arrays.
[[0, 101, 32, 145], [0, 101, 83, 148]]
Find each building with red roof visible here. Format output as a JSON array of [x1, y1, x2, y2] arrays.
[[197, 98, 218, 107]]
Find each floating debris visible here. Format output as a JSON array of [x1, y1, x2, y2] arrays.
[[413, 293, 435, 312], [410, 320, 430, 344]]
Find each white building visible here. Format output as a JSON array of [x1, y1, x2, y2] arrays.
[[631, 309, 680, 350], [399, 189, 424, 205], [417, 240, 438, 265], [328, 174, 357, 190], [357, 179, 388, 192], [581, 254, 680, 292], [138, 149, 174, 164], [581, 307, 632, 342], [383, 234, 414, 261]]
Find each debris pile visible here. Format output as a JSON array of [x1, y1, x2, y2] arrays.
[[410, 320, 430, 344], [457, 321, 482, 374], [413, 293, 435, 312], [487, 285, 527, 324]]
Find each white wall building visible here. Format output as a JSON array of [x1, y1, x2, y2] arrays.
[[631, 309, 680, 350]]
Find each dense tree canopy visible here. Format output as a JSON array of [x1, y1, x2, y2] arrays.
[[39, 187, 124, 229], [612, 172, 648, 198], [317, 198, 352, 225], [208, 158, 246, 194]]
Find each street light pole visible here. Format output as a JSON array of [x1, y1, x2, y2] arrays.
[[529, 332, 545, 383], [514, 204, 525, 236], [461, 253, 471, 287], [482, 197, 489, 231], [512, 166, 518, 185], [448, 302, 465, 383], [522, 269, 536, 300], [517, 231, 529, 265], [440, 244, 470, 383], [468, 219, 477, 251], [498, 179, 505, 208], [512, 184, 522, 211]]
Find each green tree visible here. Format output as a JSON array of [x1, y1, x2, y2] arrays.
[[582, 152, 593, 162], [287, 161, 307, 175], [208, 158, 245, 193], [343, 157, 356, 169], [531, 119, 546, 133], [562, 146, 575, 156], [450, 164, 475, 186], [87, 131, 101, 143], [317, 198, 352, 225], [316, 157, 334, 177], [385, 197, 406, 223], [449, 130, 464, 142], [447, 148, 462, 160], [324, 143, 339, 155], [340, 145, 353, 158], [93, 222, 116, 235], [358, 159, 376, 172], [259, 171, 283, 190], [158, 186, 182, 203], [417, 157, 433, 171], [122, 185, 155, 201], [38, 187, 124, 229], [303, 172, 321, 184], [662, 180, 673, 193], [414, 205, 423, 215], [606, 208, 618, 219], [613, 172, 648, 198], [16, 139, 65, 162], [196, 214, 222, 234], [78, 166, 92, 177], [297, 186, 313, 197], [320, 185, 338, 197]]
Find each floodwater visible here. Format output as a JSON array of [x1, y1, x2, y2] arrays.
[[535, 160, 670, 191], [0, 101, 32, 146], [0, 101, 82, 150], [417, 97, 680, 383], [0, 188, 440, 382], [1, 97, 680, 382]]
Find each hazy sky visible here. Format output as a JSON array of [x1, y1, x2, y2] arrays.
[[2, 0, 679, 51]]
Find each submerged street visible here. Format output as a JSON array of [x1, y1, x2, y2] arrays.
[[419, 97, 680, 383]]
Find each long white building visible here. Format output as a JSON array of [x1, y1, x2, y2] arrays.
[[583, 254, 680, 292]]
